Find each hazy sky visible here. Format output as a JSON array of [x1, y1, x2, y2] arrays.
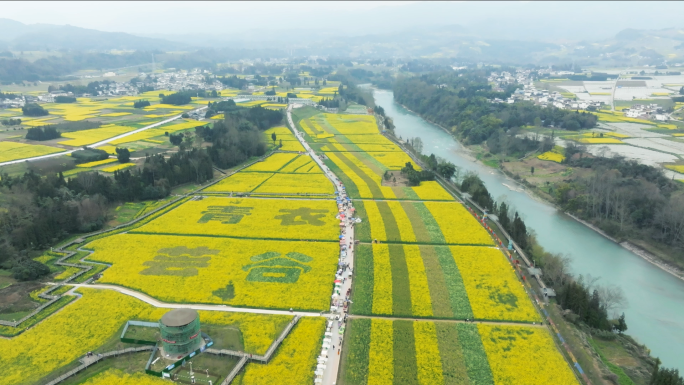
[[2, 1, 683, 41]]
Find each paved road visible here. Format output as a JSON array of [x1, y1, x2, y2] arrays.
[[287, 105, 355, 385], [0, 106, 207, 167]]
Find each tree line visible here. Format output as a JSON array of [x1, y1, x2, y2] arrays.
[[552, 144, 684, 269], [393, 71, 597, 146]]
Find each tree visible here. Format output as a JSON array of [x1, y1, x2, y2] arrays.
[[115, 147, 130, 163], [22, 103, 49, 117], [680, 86, 684, 95], [531, 166, 535, 175], [182, 113, 189, 118], [615, 312, 627, 334], [169, 133, 183, 146], [271, 132, 276, 144], [279, 139, 282, 147]]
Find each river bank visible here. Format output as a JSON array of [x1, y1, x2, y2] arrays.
[[395, 100, 684, 283], [374, 88, 684, 373]]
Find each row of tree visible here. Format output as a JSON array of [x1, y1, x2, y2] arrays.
[[393, 71, 597, 146]]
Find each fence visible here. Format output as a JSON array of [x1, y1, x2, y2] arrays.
[[43, 346, 154, 385]]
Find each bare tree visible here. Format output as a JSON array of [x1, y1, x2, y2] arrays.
[[598, 284, 628, 318]]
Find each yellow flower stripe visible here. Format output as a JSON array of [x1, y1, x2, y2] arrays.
[[424, 202, 494, 245], [337, 134, 395, 145], [368, 319, 394, 384], [101, 163, 136, 172], [328, 151, 397, 198], [450, 246, 540, 322], [414, 322, 445, 385], [298, 119, 317, 136], [665, 164, 684, 174], [576, 137, 623, 144], [253, 173, 334, 194], [0, 288, 290, 385], [364, 201, 387, 242], [538, 151, 565, 163], [243, 153, 298, 172], [263, 126, 294, 136], [100, 112, 132, 117], [89, 234, 339, 310], [386, 201, 417, 242], [76, 158, 117, 168], [372, 244, 393, 315], [404, 245, 433, 317], [478, 324, 579, 385], [0, 142, 64, 163], [135, 197, 340, 241], [412, 181, 454, 201], [204, 172, 274, 192], [79, 369, 168, 385], [59, 125, 137, 146]]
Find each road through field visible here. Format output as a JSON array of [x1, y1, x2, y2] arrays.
[[287, 105, 355, 385], [0, 106, 207, 167]]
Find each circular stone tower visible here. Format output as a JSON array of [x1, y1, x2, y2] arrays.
[[159, 308, 201, 356]]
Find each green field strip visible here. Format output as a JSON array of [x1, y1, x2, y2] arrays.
[[376, 201, 402, 242], [330, 151, 384, 197], [323, 158, 360, 198], [402, 187, 421, 200], [314, 115, 342, 135], [457, 323, 495, 385], [413, 202, 447, 243], [399, 201, 433, 243], [435, 323, 471, 385], [437, 246, 474, 319], [393, 320, 419, 385], [419, 245, 454, 318], [391, 186, 407, 199], [388, 244, 412, 316], [353, 244, 374, 315], [353, 200, 372, 242], [341, 318, 371, 384]]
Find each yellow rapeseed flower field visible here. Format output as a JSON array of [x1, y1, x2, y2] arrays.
[[450, 246, 540, 322], [577, 137, 623, 144], [110, 119, 199, 145], [368, 319, 394, 385], [412, 182, 455, 201], [239, 318, 325, 384], [0, 288, 291, 385], [424, 202, 495, 245], [538, 151, 565, 163], [665, 164, 684, 174], [204, 172, 275, 192], [134, 196, 339, 241], [59, 125, 138, 147], [323, 113, 379, 135], [253, 173, 334, 194], [372, 244, 393, 315], [76, 158, 117, 168], [279, 154, 321, 173], [243, 153, 299, 172], [404, 245, 433, 317], [414, 322, 445, 385], [478, 324, 579, 385], [101, 163, 136, 172], [0, 142, 64, 163]]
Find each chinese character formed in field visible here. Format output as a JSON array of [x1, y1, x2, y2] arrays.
[[140, 246, 219, 276], [274, 207, 328, 226], [242, 251, 313, 283], [197, 205, 253, 224]]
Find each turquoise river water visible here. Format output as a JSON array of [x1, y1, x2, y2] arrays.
[[374, 89, 684, 371]]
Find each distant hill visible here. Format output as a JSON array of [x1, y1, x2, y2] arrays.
[[0, 18, 186, 51]]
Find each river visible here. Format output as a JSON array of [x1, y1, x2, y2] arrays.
[[373, 89, 684, 371]]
